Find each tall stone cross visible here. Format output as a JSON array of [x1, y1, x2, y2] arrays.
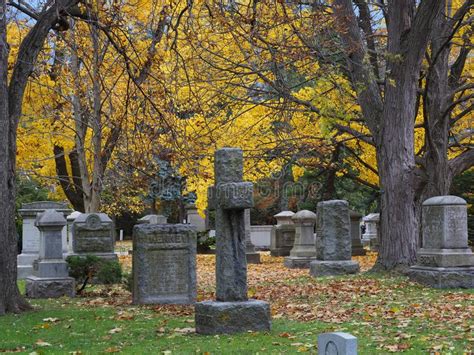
[[208, 148, 253, 301]]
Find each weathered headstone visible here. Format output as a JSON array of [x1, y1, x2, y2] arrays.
[[17, 201, 72, 279], [66, 211, 82, 253], [25, 210, 75, 298], [284, 210, 317, 268], [318, 332, 357, 355], [137, 214, 168, 225], [350, 211, 366, 256], [245, 209, 261, 264], [362, 213, 379, 250], [310, 200, 359, 276], [195, 148, 271, 334], [185, 203, 206, 232], [270, 211, 296, 257], [132, 224, 197, 304], [408, 196, 474, 288], [72, 213, 117, 261]]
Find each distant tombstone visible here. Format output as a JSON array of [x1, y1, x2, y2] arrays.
[[245, 209, 261, 264], [72, 213, 117, 261], [185, 204, 206, 232], [132, 224, 197, 304], [66, 211, 82, 253], [318, 332, 357, 355], [350, 211, 366, 256], [17, 201, 72, 279], [137, 214, 168, 225], [25, 210, 75, 298], [362, 213, 379, 250], [195, 148, 271, 334], [284, 210, 317, 268], [310, 200, 360, 276], [408, 196, 474, 288], [270, 211, 295, 257]]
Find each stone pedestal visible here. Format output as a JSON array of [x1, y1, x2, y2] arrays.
[[132, 224, 197, 304], [71, 213, 117, 262], [244, 209, 261, 264], [25, 209, 75, 298], [185, 204, 206, 232], [310, 200, 359, 277], [195, 148, 271, 334], [17, 201, 72, 279], [408, 196, 474, 288], [284, 210, 317, 268], [350, 211, 366, 256], [362, 213, 379, 251], [270, 211, 295, 257]]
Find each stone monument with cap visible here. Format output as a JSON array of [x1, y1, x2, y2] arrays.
[[284, 210, 317, 268], [408, 195, 474, 288], [270, 211, 296, 257], [195, 147, 271, 334]]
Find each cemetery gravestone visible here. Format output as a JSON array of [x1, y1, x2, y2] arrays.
[[270, 211, 296, 257], [25, 209, 75, 298], [195, 148, 271, 334], [72, 213, 117, 261], [137, 214, 168, 225], [310, 200, 359, 276], [245, 209, 261, 264], [132, 224, 197, 304], [185, 203, 206, 232], [66, 211, 82, 253], [17, 201, 72, 279], [362, 213, 379, 250], [408, 196, 474, 288], [350, 211, 366, 256], [318, 332, 358, 355], [284, 210, 317, 268]]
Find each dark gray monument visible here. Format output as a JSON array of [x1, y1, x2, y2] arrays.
[[284, 210, 317, 268], [17, 201, 72, 279], [195, 148, 271, 334], [132, 224, 197, 304], [318, 332, 357, 355], [245, 209, 261, 264], [350, 211, 366, 256], [25, 210, 75, 298], [408, 196, 474, 288], [310, 200, 359, 276], [270, 211, 296, 257], [72, 213, 117, 261]]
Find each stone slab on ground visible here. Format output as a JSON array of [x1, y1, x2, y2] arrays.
[[195, 300, 271, 335], [310, 260, 360, 277], [318, 332, 357, 355], [246, 253, 261, 264], [25, 277, 75, 299], [407, 266, 474, 289], [284, 257, 315, 269]]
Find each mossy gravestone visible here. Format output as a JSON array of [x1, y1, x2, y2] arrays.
[[195, 148, 271, 334]]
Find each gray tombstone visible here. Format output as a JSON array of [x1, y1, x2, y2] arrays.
[[185, 203, 206, 232], [350, 211, 366, 256], [137, 214, 168, 225], [270, 211, 296, 257], [132, 224, 197, 304], [362, 213, 379, 250], [66, 211, 82, 253], [195, 148, 271, 334], [310, 200, 360, 276], [72, 213, 117, 261], [284, 210, 317, 268], [25, 210, 75, 298], [318, 332, 357, 355], [245, 209, 261, 264], [17, 201, 72, 279], [408, 196, 474, 288]]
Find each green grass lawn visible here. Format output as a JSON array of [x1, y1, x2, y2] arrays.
[[1, 276, 473, 354]]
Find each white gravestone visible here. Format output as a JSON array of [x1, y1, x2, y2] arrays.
[[318, 332, 357, 355]]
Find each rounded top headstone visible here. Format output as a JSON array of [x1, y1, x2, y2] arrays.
[[67, 211, 82, 222], [423, 195, 466, 206], [35, 209, 67, 227], [292, 210, 317, 223]]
